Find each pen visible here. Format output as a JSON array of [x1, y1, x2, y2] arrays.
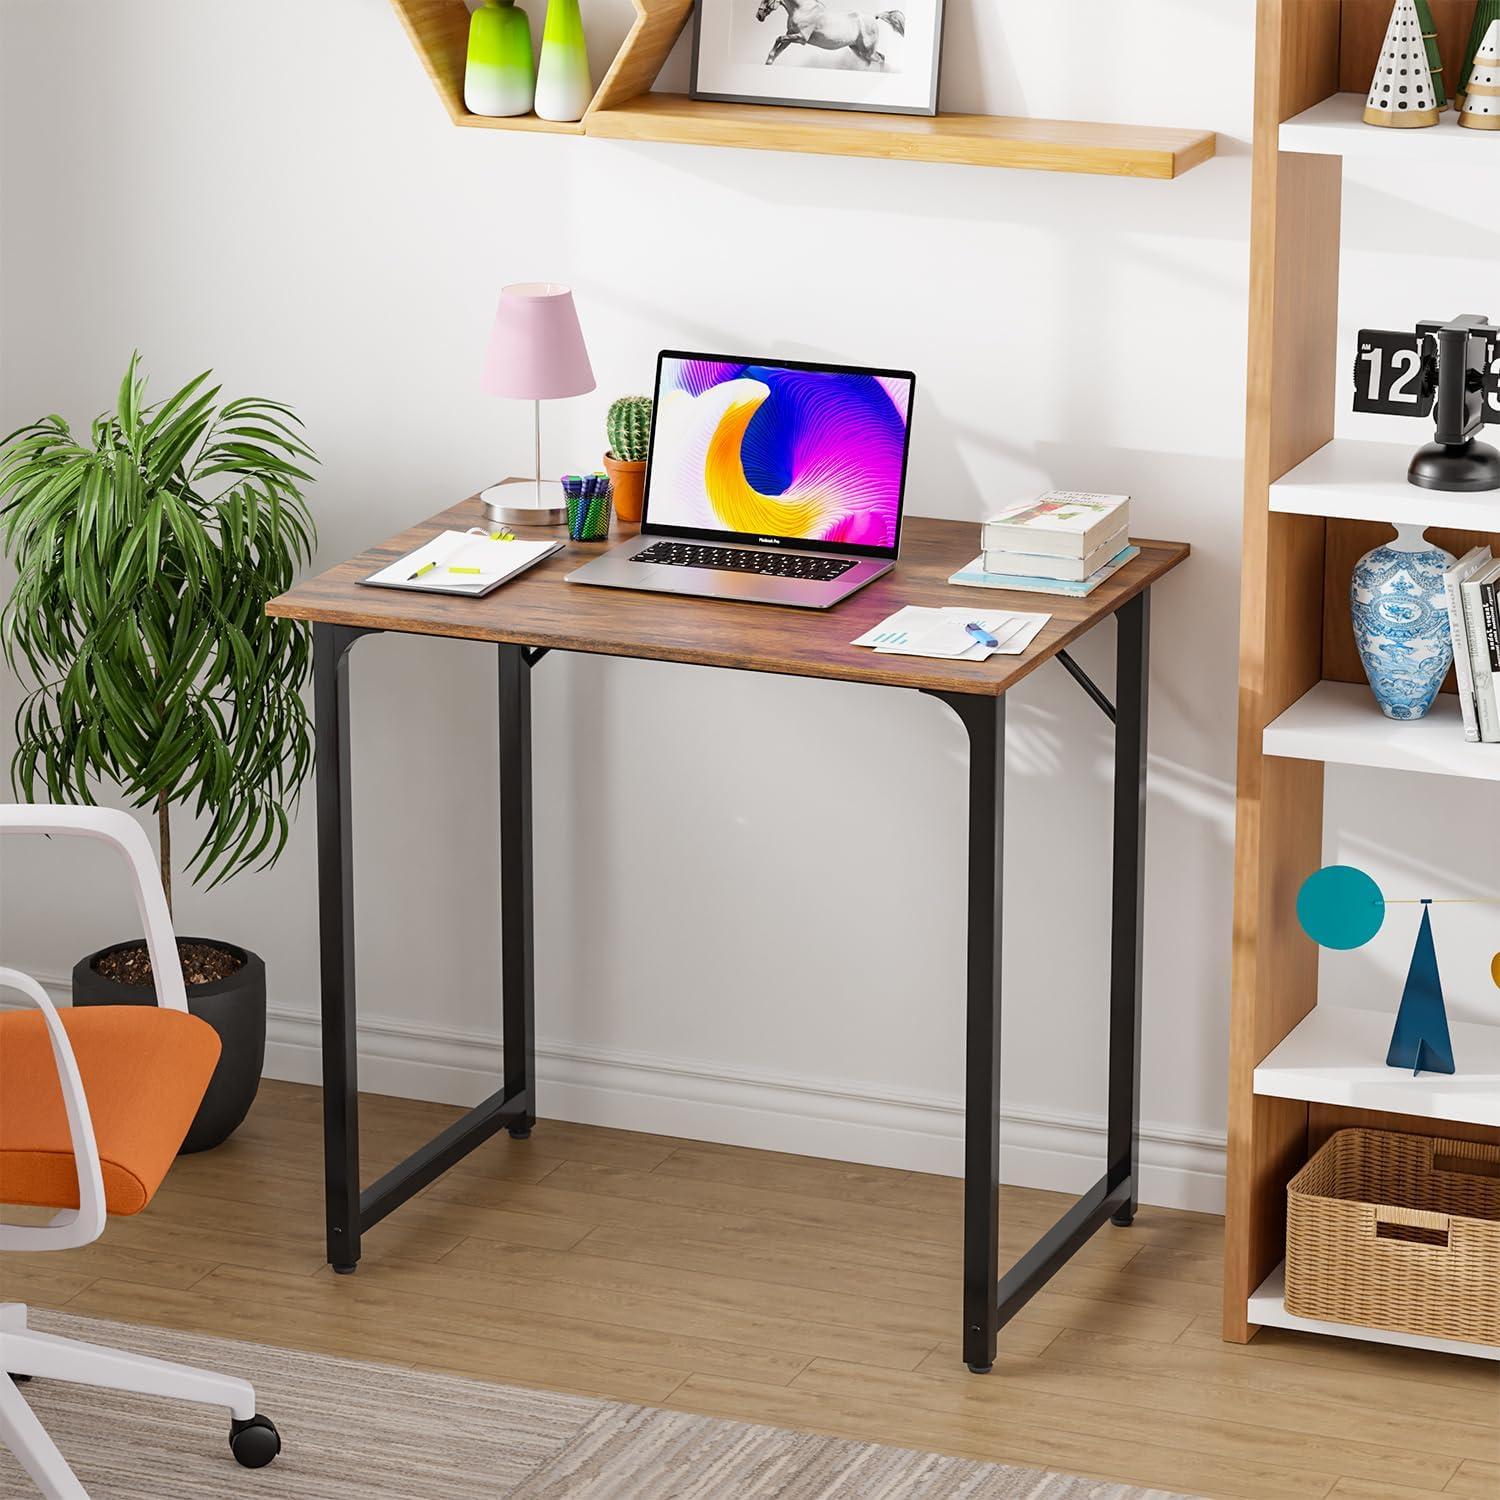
[[965, 622, 1000, 648], [408, 561, 437, 580]]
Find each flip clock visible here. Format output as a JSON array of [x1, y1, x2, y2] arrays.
[[1353, 313, 1500, 492]]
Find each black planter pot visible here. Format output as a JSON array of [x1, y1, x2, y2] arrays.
[[71, 939, 266, 1154]]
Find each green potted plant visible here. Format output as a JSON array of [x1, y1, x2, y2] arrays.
[[602, 395, 652, 523], [0, 355, 317, 1151]]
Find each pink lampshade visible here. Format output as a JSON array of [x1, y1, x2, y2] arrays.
[[480, 282, 595, 400]]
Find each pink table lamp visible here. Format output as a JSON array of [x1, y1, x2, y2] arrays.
[[480, 282, 595, 525]]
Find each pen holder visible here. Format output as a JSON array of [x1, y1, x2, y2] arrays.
[[565, 478, 613, 542]]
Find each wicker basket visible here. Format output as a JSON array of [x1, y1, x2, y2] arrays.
[[1284, 1129, 1500, 1346]]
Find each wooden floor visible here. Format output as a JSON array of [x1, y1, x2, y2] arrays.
[[6, 1080, 1497, 1500]]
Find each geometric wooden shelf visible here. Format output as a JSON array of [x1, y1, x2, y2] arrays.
[[389, 0, 1217, 177], [391, 0, 698, 136]]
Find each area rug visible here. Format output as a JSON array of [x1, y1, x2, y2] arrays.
[[2, 1312, 1190, 1499]]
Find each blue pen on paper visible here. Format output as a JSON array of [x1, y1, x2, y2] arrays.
[[965, 622, 1000, 649]]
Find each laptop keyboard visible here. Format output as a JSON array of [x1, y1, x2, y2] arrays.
[[633, 540, 857, 583]]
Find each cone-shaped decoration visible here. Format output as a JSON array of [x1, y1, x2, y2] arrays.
[[1460, 19, 1500, 129], [1386, 905, 1456, 1076], [1456, 0, 1500, 108], [1365, 0, 1442, 127], [1415, 0, 1448, 107]]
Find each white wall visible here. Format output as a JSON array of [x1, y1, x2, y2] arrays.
[[1, 0, 1259, 1212]]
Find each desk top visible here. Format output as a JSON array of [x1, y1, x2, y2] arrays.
[[267, 501, 1189, 698]]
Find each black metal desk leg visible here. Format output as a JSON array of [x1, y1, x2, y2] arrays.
[[926, 692, 1006, 1375], [498, 644, 536, 1140], [314, 623, 369, 1273], [1108, 590, 1150, 1227]]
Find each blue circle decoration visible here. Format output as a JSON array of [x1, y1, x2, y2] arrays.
[[1296, 866, 1385, 950]]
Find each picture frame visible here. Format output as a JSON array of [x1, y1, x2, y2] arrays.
[[690, 0, 946, 117]]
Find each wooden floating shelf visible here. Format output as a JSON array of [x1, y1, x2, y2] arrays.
[[1249, 1260, 1500, 1361], [389, 0, 1216, 178], [1254, 1004, 1500, 1128], [1281, 90, 1500, 163], [1270, 440, 1500, 532], [587, 95, 1215, 178]]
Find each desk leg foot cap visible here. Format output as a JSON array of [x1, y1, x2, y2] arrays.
[[1111, 1208, 1136, 1228], [508, 1124, 533, 1141], [965, 1362, 993, 1376], [333, 1264, 358, 1276]]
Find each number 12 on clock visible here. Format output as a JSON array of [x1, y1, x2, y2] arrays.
[[1352, 329, 1434, 418]]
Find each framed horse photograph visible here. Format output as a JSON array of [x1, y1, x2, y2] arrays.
[[690, 0, 946, 117]]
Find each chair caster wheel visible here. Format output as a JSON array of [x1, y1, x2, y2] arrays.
[[229, 1414, 281, 1468], [966, 1362, 993, 1375], [508, 1124, 532, 1140]]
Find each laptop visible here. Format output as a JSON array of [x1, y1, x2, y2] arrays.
[[567, 351, 915, 609]]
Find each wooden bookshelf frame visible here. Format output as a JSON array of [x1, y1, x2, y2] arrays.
[[1226, 0, 1500, 1350], [389, 0, 1217, 178]]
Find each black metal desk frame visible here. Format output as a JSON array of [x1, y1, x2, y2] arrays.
[[313, 590, 1149, 1375]]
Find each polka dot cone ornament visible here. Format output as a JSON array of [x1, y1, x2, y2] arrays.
[[1365, 0, 1442, 127], [1460, 19, 1500, 129]]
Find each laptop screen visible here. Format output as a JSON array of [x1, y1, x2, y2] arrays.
[[640, 352, 915, 559]]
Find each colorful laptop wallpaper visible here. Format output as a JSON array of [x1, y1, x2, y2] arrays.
[[647, 358, 911, 550]]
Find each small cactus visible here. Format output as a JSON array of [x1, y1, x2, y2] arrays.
[[606, 396, 652, 463]]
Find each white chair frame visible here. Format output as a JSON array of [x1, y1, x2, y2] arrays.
[[0, 805, 272, 1499]]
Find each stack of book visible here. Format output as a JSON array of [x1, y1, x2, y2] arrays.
[[1446, 545, 1500, 744], [949, 491, 1137, 597]]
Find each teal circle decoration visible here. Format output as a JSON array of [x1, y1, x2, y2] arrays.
[[1296, 865, 1385, 950]]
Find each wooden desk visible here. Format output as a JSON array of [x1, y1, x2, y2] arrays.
[[269, 501, 1189, 1374]]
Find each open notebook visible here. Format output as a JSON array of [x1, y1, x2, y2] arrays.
[[362, 529, 563, 598]]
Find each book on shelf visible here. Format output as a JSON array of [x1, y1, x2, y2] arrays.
[[981, 491, 1130, 559], [1445, 546, 1493, 743], [1458, 555, 1500, 745], [950, 545, 1139, 597], [1479, 560, 1500, 745], [982, 525, 1129, 583]]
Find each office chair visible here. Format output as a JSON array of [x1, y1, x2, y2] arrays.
[[0, 805, 280, 1498]]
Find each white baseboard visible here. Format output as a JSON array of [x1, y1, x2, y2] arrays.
[[17, 972, 1225, 1212], [262, 1005, 1227, 1214]]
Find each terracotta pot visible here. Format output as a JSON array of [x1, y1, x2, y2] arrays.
[[603, 452, 646, 523]]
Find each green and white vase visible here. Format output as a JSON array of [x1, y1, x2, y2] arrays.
[[464, 0, 535, 118], [535, 0, 591, 123]]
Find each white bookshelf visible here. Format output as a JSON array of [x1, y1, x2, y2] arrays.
[[1263, 681, 1500, 781], [1279, 92, 1495, 165], [1253, 1004, 1500, 1128], [1269, 440, 1500, 532], [1249, 1260, 1500, 1361]]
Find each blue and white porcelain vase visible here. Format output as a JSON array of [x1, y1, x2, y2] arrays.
[[1350, 523, 1457, 720]]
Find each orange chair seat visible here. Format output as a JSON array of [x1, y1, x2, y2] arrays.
[[0, 1005, 220, 1216]]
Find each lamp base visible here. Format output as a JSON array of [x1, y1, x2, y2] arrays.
[[1408, 440, 1500, 493], [480, 476, 568, 527]]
